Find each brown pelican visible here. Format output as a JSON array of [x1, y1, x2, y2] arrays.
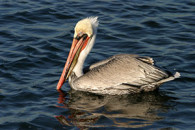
[[57, 17, 180, 95]]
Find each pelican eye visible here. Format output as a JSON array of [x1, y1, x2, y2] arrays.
[[75, 33, 88, 40]]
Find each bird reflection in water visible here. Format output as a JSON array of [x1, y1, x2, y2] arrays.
[[55, 90, 174, 129]]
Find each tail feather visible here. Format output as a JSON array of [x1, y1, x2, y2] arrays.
[[155, 71, 180, 85], [141, 72, 181, 92], [174, 72, 181, 79]]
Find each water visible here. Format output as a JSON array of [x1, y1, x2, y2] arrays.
[[0, 0, 194, 129]]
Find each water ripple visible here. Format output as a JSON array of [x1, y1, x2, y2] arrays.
[[0, 0, 194, 129]]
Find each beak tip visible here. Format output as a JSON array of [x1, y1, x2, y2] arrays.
[[57, 81, 63, 90], [56, 85, 61, 90], [57, 74, 66, 90], [56, 87, 60, 90]]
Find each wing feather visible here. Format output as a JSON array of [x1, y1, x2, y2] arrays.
[[73, 54, 169, 92]]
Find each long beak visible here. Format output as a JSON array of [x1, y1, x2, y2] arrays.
[[57, 35, 90, 90]]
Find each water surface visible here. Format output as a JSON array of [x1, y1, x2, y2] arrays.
[[0, 0, 195, 129]]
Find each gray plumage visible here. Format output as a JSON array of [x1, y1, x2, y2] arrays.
[[70, 54, 180, 95]]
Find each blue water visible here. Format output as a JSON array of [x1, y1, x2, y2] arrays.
[[0, 0, 195, 129]]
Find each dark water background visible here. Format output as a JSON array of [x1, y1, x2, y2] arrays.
[[0, 0, 195, 129]]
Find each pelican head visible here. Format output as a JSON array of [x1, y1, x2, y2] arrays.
[[57, 17, 99, 90]]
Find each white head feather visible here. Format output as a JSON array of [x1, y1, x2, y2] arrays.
[[74, 17, 99, 38], [71, 17, 99, 79]]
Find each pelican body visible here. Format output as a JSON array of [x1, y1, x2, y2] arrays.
[[57, 17, 180, 95]]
